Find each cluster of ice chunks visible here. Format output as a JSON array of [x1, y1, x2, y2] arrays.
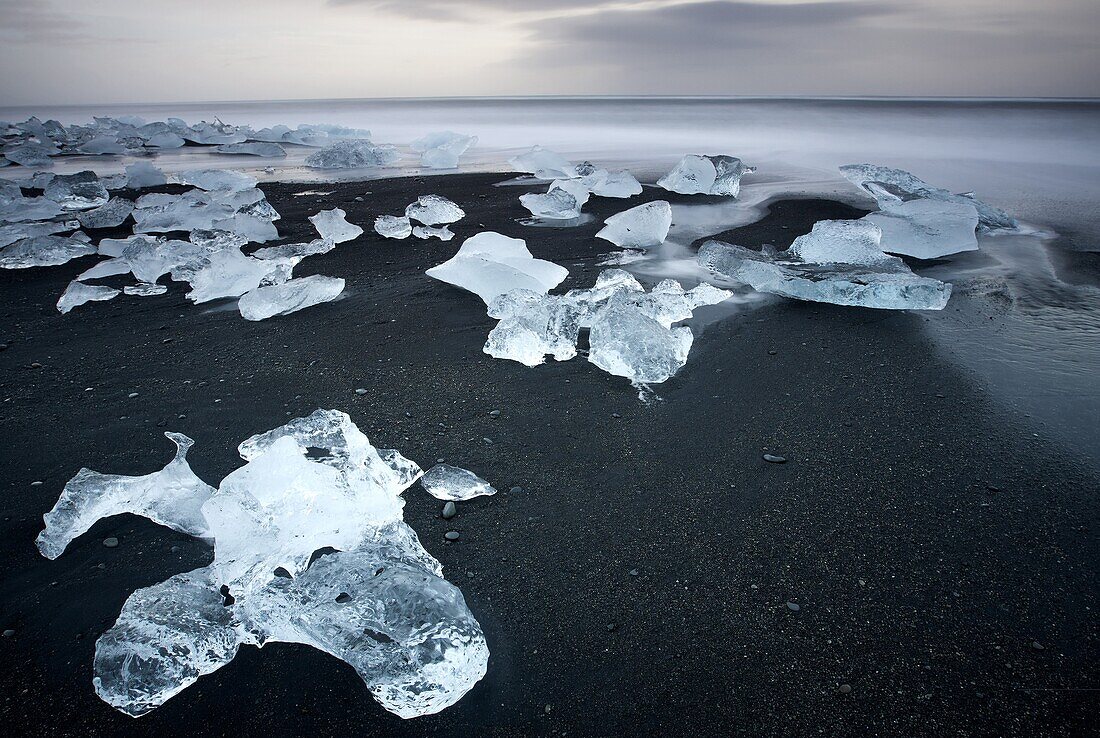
[[411, 131, 478, 169], [426, 232, 569, 304], [697, 219, 952, 310], [36, 410, 490, 719], [305, 139, 400, 169], [658, 155, 755, 197], [510, 147, 643, 219], [375, 195, 465, 241], [839, 163, 1016, 232], [595, 201, 672, 249]]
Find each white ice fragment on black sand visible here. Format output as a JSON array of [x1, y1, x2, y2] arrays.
[[237, 275, 345, 321], [596, 201, 672, 249], [520, 180, 590, 220], [309, 208, 363, 243], [44, 171, 109, 211], [426, 232, 568, 304], [40, 410, 488, 719], [78, 197, 134, 229], [420, 464, 497, 501], [1, 235, 97, 269], [57, 281, 120, 314], [375, 215, 413, 239], [123, 283, 168, 297], [405, 195, 465, 226], [413, 225, 455, 241], [659, 155, 755, 197], [305, 139, 399, 169], [484, 290, 583, 366]]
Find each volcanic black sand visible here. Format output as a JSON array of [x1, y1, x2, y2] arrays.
[[0, 173, 1096, 737]]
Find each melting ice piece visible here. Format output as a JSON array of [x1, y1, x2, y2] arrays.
[[484, 290, 583, 366], [237, 275, 345, 321], [4, 142, 58, 168], [309, 208, 363, 243], [179, 169, 258, 192], [596, 201, 672, 249], [788, 219, 897, 266], [406, 195, 465, 226], [251, 239, 335, 261], [658, 155, 755, 197], [698, 234, 952, 311], [37, 433, 214, 558], [57, 281, 120, 314], [145, 132, 186, 149], [0, 221, 69, 248], [839, 163, 1016, 231], [305, 140, 400, 169], [44, 171, 110, 211], [508, 146, 577, 180], [0, 235, 97, 269], [411, 131, 478, 169], [0, 196, 64, 223], [420, 464, 497, 501], [579, 169, 643, 199], [374, 215, 412, 239], [124, 161, 168, 188], [519, 180, 590, 220], [78, 197, 134, 229], [184, 249, 293, 304], [124, 283, 168, 296], [587, 294, 694, 386], [863, 198, 980, 259], [426, 232, 568, 304], [413, 225, 454, 241], [78, 136, 126, 155], [215, 142, 287, 158]]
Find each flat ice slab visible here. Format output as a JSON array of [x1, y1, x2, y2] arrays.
[[375, 215, 413, 239], [426, 232, 569, 304], [237, 275, 345, 321], [863, 198, 980, 259], [305, 139, 400, 169], [420, 464, 497, 500]]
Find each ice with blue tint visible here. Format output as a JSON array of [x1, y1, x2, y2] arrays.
[[305, 139, 400, 169], [406, 195, 465, 226], [56, 281, 120, 314], [309, 208, 362, 243], [863, 198, 980, 259], [412, 131, 478, 169], [658, 155, 755, 197], [237, 275, 345, 321], [426, 231, 569, 304], [520, 179, 590, 220], [215, 142, 287, 158], [0, 235, 96, 269], [508, 146, 578, 180], [595, 201, 672, 249]]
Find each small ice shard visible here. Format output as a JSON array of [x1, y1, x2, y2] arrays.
[[595, 201, 672, 249], [179, 169, 258, 192], [484, 289, 583, 366], [413, 225, 454, 241], [183, 249, 293, 304], [57, 281, 120, 314], [215, 142, 287, 158], [125, 161, 168, 188], [78, 257, 134, 281], [697, 230, 952, 311], [519, 179, 590, 220], [587, 295, 694, 386], [124, 283, 168, 297], [237, 275, 345, 321], [37, 433, 214, 559], [251, 239, 335, 261], [426, 232, 568, 304], [579, 169, 643, 199], [863, 198, 980, 259], [406, 195, 465, 226], [0, 235, 97, 269], [4, 142, 58, 168], [839, 163, 1016, 231], [411, 131, 477, 169], [508, 146, 576, 180], [305, 140, 400, 169], [309, 208, 363, 243], [658, 155, 755, 197], [420, 464, 497, 501], [78, 197, 134, 229], [374, 215, 412, 239], [44, 171, 110, 211], [78, 136, 126, 155]]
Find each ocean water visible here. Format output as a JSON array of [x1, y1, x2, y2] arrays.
[[3, 96, 1099, 459]]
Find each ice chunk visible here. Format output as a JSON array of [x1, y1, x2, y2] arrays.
[[788, 219, 897, 266], [579, 169, 643, 199], [587, 295, 694, 385], [305, 140, 400, 169], [413, 225, 454, 241], [411, 131, 477, 170], [125, 161, 168, 188], [595, 201, 672, 249], [309, 208, 363, 243], [183, 124, 247, 146], [698, 237, 952, 311], [215, 142, 287, 158], [0, 235, 97, 269], [658, 155, 755, 197], [4, 142, 57, 168], [0, 220, 69, 248], [405, 195, 465, 226], [36, 433, 214, 558], [78, 197, 134, 229], [426, 232, 569, 304], [144, 132, 186, 149], [251, 239, 335, 261], [183, 248, 292, 304], [124, 283, 168, 296], [374, 215, 412, 239], [78, 136, 126, 155], [57, 281, 120, 314], [484, 290, 583, 366], [179, 169, 258, 192], [420, 464, 497, 501], [0, 196, 64, 223], [44, 171, 110, 210], [519, 179, 590, 220], [839, 163, 1015, 231], [508, 146, 576, 180], [237, 275, 345, 321], [864, 198, 980, 259]]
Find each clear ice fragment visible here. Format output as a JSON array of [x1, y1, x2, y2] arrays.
[[863, 198, 980, 259], [57, 281, 120, 314], [215, 142, 287, 158], [305, 140, 400, 169], [595, 201, 672, 249], [374, 215, 412, 239], [237, 275, 345, 321], [78, 197, 134, 229], [508, 146, 577, 180], [309, 208, 363, 243], [0, 235, 97, 269], [658, 155, 755, 197], [426, 232, 568, 304], [413, 225, 454, 241], [420, 464, 497, 501], [406, 195, 465, 226]]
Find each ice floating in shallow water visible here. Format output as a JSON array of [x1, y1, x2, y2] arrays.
[[863, 198, 980, 259], [659, 155, 755, 197], [305, 139, 400, 169], [215, 142, 287, 158], [0, 235, 97, 269], [4, 142, 57, 168], [57, 281, 120, 314], [237, 275, 345, 321], [375, 215, 412, 239], [39, 410, 488, 719], [520, 179, 590, 220], [420, 464, 497, 501], [508, 146, 577, 180], [412, 131, 478, 169], [426, 232, 569, 304], [309, 208, 362, 243], [596, 201, 672, 249], [839, 163, 1016, 231], [406, 195, 465, 226]]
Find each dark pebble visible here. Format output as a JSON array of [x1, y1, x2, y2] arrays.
[[102, 537, 119, 548], [445, 531, 460, 541], [786, 601, 800, 612], [442, 501, 457, 519], [763, 454, 787, 464], [510, 486, 523, 494], [839, 684, 852, 694], [489, 410, 501, 417]]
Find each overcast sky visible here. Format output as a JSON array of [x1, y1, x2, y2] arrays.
[[1, 0, 1097, 105]]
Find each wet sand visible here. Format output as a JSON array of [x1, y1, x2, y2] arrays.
[[0, 173, 1096, 737]]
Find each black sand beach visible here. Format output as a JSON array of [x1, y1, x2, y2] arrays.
[[0, 173, 1096, 736]]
